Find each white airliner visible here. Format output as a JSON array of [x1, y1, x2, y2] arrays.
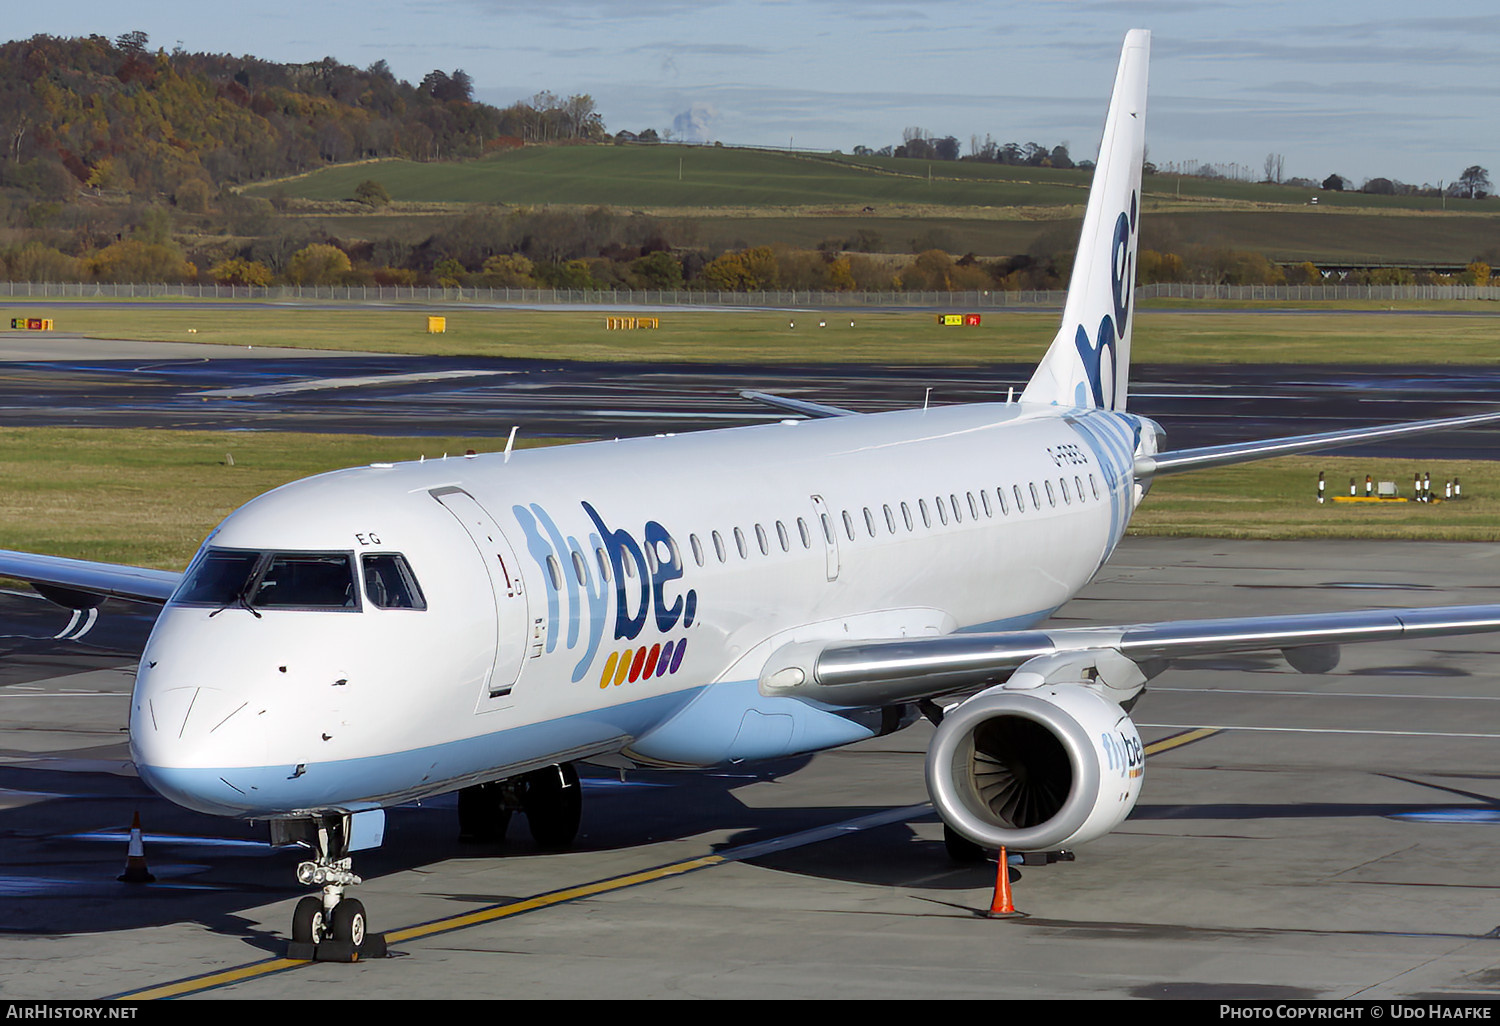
[[5, 29, 1500, 956]]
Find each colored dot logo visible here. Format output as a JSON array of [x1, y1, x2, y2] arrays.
[[599, 638, 688, 688]]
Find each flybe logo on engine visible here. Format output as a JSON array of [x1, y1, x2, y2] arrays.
[[1101, 729, 1144, 780], [512, 501, 697, 684], [1072, 189, 1139, 412]]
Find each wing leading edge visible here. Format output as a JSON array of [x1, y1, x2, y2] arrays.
[[0, 549, 180, 606], [758, 604, 1500, 709]]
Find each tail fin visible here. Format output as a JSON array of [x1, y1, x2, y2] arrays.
[[1020, 30, 1149, 411]]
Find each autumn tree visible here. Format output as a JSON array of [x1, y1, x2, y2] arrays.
[[285, 243, 352, 285]]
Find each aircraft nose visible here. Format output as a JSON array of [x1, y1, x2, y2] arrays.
[[131, 685, 267, 816], [137, 685, 247, 742]]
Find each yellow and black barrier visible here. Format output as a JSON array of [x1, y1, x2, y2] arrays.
[[606, 317, 660, 330]]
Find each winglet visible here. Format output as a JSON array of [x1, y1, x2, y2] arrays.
[[1020, 30, 1150, 412]]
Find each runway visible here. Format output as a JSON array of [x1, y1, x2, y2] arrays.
[[0, 335, 1499, 458], [3, 537, 1500, 1000]]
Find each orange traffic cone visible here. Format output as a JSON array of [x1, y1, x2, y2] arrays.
[[987, 846, 1018, 917], [118, 811, 155, 883]]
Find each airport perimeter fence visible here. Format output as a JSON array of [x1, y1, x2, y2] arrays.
[[0, 281, 1497, 306]]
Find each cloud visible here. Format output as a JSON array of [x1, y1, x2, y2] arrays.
[[672, 103, 720, 143]]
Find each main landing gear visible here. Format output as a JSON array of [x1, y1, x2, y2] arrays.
[[285, 815, 387, 962], [458, 762, 582, 850]]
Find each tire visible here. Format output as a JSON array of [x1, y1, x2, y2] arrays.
[[292, 895, 326, 945], [522, 763, 581, 850], [458, 782, 512, 841], [330, 898, 367, 947]]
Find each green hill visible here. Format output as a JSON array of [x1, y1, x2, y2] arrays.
[[249, 145, 1091, 209], [260, 145, 1500, 267]]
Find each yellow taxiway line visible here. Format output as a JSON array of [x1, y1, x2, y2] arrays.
[[111, 728, 1224, 1000]]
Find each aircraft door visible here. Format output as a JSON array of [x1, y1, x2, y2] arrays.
[[431, 487, 529, 700]]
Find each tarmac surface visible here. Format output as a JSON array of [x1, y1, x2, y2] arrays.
[[3, 537, 1500, 1000], [1, 334, 1499, 457]]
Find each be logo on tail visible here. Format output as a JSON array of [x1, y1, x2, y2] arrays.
[[1073, 190, 1138, 411]]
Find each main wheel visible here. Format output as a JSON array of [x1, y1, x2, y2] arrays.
[[522, 763, 581, 850], [458, 782, 512, 841], [292, 895, 327, 945], [329, 898, 367, 947]]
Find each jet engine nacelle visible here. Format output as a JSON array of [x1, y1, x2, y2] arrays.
[[925, 683, 1144, 852]]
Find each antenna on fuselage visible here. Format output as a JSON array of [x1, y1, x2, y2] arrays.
[[504, 425, 519, 463], [924, 387, 932, 411]]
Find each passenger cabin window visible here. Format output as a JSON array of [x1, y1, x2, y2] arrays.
[[690, 534, 705, 567], [363, 553, 427, 610]]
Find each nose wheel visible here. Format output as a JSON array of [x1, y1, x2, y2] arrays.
[[286, 815, 387, 962]]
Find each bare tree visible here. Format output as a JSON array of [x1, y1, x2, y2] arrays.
[[1263, 152, 1284, 184], [1459, 165, 1492, 199]]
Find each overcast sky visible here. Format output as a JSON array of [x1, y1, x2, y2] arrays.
[[10, 1, 1497, 188]]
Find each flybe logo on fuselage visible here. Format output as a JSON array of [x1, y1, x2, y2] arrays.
[[1072, 189, 1139, 411], [512, 501, 697, 684]]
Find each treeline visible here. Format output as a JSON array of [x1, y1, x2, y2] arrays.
[[5, 199, 1491, 291], [854, 129, 1082, 169], [0, 32, 603, 202]]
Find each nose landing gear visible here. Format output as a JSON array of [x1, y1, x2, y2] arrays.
[[282, 815, 387, 962]]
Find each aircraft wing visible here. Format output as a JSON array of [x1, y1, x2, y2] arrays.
[[0, 549, 181, 606], [757, 604, 1500, 708], [1137, 409, 1500, 478], [740, 390, 858, 419]]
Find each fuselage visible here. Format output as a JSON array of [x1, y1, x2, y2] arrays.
[[130, 401, 1156, 820]]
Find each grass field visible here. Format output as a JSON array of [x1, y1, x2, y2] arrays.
[[1133, 456, 1500, 541], [0, 428, 518, 569], [0, 428, 1492, 572], [253, 146, 1500, 265], [16, 303, 1500, 366]]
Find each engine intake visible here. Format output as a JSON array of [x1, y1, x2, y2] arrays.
[[925, 683, 1143, 852]]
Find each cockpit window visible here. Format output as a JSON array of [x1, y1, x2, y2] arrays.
[[174, 550, 261, 606], [252, 553, 358, 609], [362, 553, 427, 610], [172, 548, 359, 612]]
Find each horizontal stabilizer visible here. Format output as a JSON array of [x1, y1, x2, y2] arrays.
[[740, 390, 858, 419], [1137, 409, 1500, 478]]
